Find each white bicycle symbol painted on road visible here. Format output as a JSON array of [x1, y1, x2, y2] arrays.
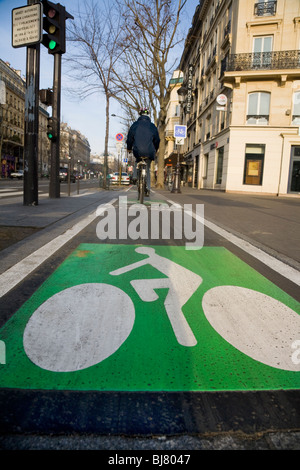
[[23, 247, 300, 373]]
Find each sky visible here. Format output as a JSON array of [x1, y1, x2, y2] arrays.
[[0, 0, 200, 156]]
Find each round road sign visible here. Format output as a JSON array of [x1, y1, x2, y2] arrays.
[[116, 133, 124, 141]]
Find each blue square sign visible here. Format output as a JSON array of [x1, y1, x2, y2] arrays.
[[174, 125, 187, 138]]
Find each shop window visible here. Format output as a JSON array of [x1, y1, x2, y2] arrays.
[[243, 144, 265, 185], [289, 146, 300, 192], [247, 92, 270, 124]]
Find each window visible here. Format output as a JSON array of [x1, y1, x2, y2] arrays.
[[216, 146, 224, 184], [243, 144, 265, 185], [247, 92, 270, 124], [203, 153, 208, 179], [292, 92, 300, 125], [205, 115, 211, 140], [255, 1, 277, 17], [253, 36, 273, 68], [253, 36, 273, 69]]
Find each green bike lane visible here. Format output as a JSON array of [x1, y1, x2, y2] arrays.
[[0, 189, 299, 440]]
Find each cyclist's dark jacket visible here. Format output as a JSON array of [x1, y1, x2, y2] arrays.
[[127, 115, 160, 162]]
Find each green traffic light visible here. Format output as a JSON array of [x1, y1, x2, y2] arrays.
[[49, 39, 57, 50]]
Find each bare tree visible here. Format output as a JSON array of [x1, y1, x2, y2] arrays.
[[114, 0, 187, 188], [66, 0, 126, 186]]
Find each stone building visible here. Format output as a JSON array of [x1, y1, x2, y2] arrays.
[[0, 59, 50, 178], [60, 123, 91, 175], [164, 70, 184, 179], [176, 0, 300, 195]]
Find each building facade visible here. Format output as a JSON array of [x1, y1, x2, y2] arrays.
[[0, 59, 51, 178], [60, 123, 91, 175], [0, 59, 91, 179], [176, 0, 300, 195], [164, 70, 184, 179]]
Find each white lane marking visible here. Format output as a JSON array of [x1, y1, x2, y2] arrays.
[[202, 286, 300, 371], [0, 198, 117, 298], [23, 283, 135, 372], [167, 199, 300, 287]]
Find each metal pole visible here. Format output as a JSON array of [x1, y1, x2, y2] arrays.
[[23, 1, 40, 205], [171, 145, 181, 193], [49, 53, 61, 198], [67, 158, 70, 196]]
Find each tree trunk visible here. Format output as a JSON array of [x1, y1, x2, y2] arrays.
[[103, 93, 110, 188]]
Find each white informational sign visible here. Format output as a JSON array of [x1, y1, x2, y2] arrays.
[[216, 94, 227, 106], [176, 137, 185, 145], [12, 3, 43, 48]]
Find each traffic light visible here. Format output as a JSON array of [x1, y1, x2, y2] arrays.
[[47, 117, 57, 141], [39, 88, 53, 106], [42, 0, 67, 54]]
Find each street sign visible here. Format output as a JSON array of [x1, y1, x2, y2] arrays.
[[116, 133, 124, 142], [176, 137, 185, 145], [12, 3, 43, 48], [216, 94, 227, 106], [174, 125, 187, 139]]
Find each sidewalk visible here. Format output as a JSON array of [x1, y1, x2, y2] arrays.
[[0, 188, 114, 274]]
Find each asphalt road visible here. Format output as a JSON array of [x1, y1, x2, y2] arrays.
[[0, 183, 299, 451]]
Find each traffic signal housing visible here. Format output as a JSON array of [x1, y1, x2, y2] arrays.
[[42, 0, 70, 54], [47, 117, 57, 141]]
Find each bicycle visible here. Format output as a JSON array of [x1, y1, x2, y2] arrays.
[[137, 157, 149, 204]]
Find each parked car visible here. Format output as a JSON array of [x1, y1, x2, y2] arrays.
[[111, 172, 130, 185], [59, 167, 76, 183], [10, 170, 24, 179]]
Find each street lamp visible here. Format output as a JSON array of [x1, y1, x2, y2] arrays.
[[171, 86, 187, 193]]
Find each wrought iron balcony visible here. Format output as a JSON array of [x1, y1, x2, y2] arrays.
[[254, 1, 277, 16], [221, 50, 300, 74]]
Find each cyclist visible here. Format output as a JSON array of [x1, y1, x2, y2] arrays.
[[127, 107, 160, 195]]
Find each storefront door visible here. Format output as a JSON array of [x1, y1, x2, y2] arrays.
[[289, 146, 300, 193]]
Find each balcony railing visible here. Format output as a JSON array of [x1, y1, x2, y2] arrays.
[[221, 50, 300, 74], [254, 1, 277, 16]]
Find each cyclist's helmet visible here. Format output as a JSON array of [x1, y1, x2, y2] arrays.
[[139, 107, 150, 116]]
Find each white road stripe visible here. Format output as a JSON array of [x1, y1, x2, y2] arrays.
[[0, 198, 117, 298]]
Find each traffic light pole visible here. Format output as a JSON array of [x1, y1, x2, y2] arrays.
[[23, 0, 40, 206], [49, 53, 61, 198]]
